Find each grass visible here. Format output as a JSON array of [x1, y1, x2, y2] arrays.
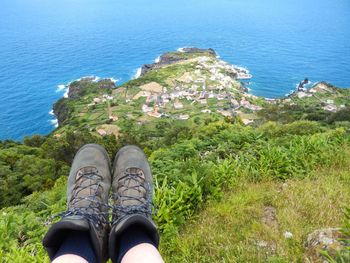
[[122, 62, 197, 88], [2, 52, 350, 262], [161, 157, 350, 262], [1, 121, 349, 262]]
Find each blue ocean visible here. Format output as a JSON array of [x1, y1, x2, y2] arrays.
[[0, 0, 349, 140]]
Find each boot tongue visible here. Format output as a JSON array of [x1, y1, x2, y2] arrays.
[[118, 167, 147, 206], [72, 166, 103, 209]]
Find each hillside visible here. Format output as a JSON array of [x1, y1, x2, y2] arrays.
[[1, 48, 350, 262], [165, 156, 350, 262]]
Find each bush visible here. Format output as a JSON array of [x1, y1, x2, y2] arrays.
[[327, 107, 350, 124]]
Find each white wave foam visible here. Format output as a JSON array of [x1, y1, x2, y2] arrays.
[[305, 81, 312, 87], [63, 88, 69, 98], [58, 75, 119, 99], [49, 110, 54, 115], [50, 118, 59, 128], [55, 83, 69, 98], [92, 76, 101, 82], [56, 84, 66, 92], [177, 47, 192, 53], [71, 76, 100, 83], [155, 56, 161, 63], [108, 77, 119, 83], [286, 90, 294, 96], [234, 66, 250, 73], [134, 67, 142, 79]]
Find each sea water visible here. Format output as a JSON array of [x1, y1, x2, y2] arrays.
[[0, 0, 349, 140]]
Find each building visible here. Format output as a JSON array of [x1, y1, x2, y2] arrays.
[[93, 98, 101, 103], [178, 114, 190, 120], [198, 98, 207, 105], [102, 94, 114, 100], [142, 104, 153, 113], [174, 101, 184, 109], [217, 109, 232, 117], [147, 111, 162, 118]]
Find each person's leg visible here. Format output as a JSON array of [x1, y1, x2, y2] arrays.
[[43, 144, 111, 263], [51, 231, 96, 263], [117, 224, 163, 263], [53, 255, 88, 263], [121, 244, 163, 263], [109, 145, 163, 263]]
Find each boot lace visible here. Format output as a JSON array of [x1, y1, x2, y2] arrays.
[[112, 168, 152, 220], [59, 166, 109, 228]]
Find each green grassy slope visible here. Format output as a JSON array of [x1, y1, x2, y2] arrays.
[[1, 49, 350, 262], [1, 120, 350, 262], [162, 157, 350, 262]]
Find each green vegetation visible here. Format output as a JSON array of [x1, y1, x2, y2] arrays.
[[122, 62, 197, 88], [162, 50, 216, 60], [258, 84, 350, 125], [0, 131, 118, 208], [259, 104, 350, 125], [163, 160, 350, 262], [1, 118, 350, 262], [1, 51, 350, 262]]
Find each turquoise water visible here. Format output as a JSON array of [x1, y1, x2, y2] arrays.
[[0, 0, 349, 140]]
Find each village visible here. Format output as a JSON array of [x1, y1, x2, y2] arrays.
[[80, 56, 347, 139], [280, 82, 347, 112], [87, 56, 262, 127]]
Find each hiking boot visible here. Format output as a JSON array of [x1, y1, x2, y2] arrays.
[[109, 145, 159, 261], [43, 144, 111, 263]]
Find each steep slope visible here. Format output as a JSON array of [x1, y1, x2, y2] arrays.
[[0, 48, 350, 262]]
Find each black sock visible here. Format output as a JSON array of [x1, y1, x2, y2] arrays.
[[53, 230, 97, 263], [116, 224, 157, 263]]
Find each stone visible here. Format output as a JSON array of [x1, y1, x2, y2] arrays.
[[97, 129, 107, 136], [262, 206, 278, 230], [283, 231, 293, 239], [305, 228, 345, 262]]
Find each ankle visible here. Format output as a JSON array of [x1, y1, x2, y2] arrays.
[[53, 231, 97, 263]]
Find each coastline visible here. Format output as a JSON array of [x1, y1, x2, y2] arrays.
[[50, 49, 348, 131], [47, 48, 350, 137]]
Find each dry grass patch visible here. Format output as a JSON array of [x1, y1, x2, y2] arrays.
[[139, 82, 164, 93]]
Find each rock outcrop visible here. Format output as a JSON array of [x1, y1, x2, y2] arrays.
[[140, 48, 216, 76], [53, 98, 73, 125], [305, 228, 345, 262], [68, 78, 116, 99]]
